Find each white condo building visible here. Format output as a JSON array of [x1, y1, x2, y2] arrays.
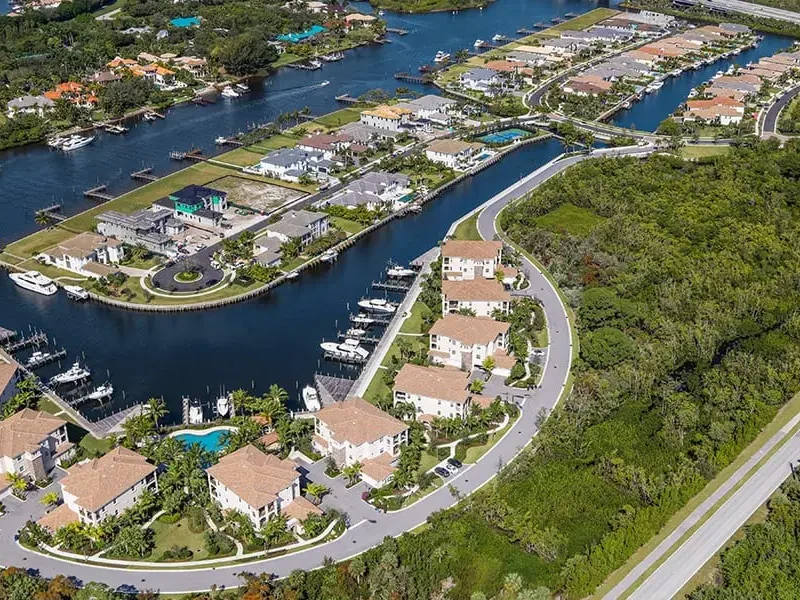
[[441, 279, 511, 317], [441, 240, 503, 280], [428, 314, 510, 371]]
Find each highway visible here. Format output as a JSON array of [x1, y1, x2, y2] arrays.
[[677, 0, 800, 25]]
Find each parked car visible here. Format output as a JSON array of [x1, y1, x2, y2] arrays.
[[445, 463, 458, 474], [447, 458, 462, 469], [434, 467, 450, 478]]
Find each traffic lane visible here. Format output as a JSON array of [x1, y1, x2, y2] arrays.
[[763, 85, 800, 135]]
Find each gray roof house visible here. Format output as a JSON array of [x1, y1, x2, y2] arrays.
[[96, 208, 176, 254], [265, 210, 329, 246], [7, 95, 55, 118]]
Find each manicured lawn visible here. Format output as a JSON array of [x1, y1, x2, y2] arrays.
[[399, 300, 432, 335], [330, 216, 366, 235], [463, 422, 512, 463], [215, 147, 264, 167], [248, 134, 299, 152], [549, 7, 619, 32], [314, 108, 362, 128], [679, 145, 731, 160], [149, 517, 213, 561], [534, 203, 605, 238], [273, 52, 302, 67], [419, 450, 441, 474], [37, 397, 64, 416], [121, 254, 163, 270], [363, 370, 391, 404], [79, 434, 115, 456], [452, 213, 481, 241], [382, 334, 429, 366]]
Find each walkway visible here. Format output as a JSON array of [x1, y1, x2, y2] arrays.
[[0, 145, 648, 595]]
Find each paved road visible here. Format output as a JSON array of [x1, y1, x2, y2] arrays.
[[761, 84, 800, 138], [619, 423, 800, 600], [0, 145, 649, 595], [679, 0, 800, 25]]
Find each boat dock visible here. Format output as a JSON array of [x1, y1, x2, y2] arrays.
[[169, 148, 205, 161], [287, 62, 321, 71], [131, 167, 160, 182], [35, 204, 67, 222], [372, 279, 412, 292], [3, 331, 48, 352], [313, 373, 355, 406], [322, 350, 369, 365], [386, 27, 408, 35], [26, 348, 67, 370], [83, 184, 115, 202], [192, 96, 215, 106], [533, 22, 548, 29], [517, 28, 537, 35], [394, 72, 431, 84], [215, 137, 244, 147], [335, 94, 361, 104], [349, 313, 392, 326], [337, 331, 382, 345], [475, 41, 502, 50]]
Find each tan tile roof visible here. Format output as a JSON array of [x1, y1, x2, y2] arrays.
[[430, 314, 509, 346], [345, 12, 376, 21], [0, 359, 17, 394], [259, 431, 280, 448], [38, 503, 79, 532], [82, 262, 116, 277], [360, 452, 396, 483], [51, 232, 121, 260], [0, 409, 66, 458], [471, 394, 497, 409], [298, 133, 353, 150], [394, 364, 470, 403], [316, 397, 407, 446], [687, 97, 744, 109], [427, 139, 484, 156], [61, 447, 156, 512], [500, 266, 518, 279], [282, 495, 323, 522], [362, 105, 412, 120], [442, 240, 502, 260], [312, 434, 329, 450], [207, 445, 298, 509], [442, 279, 511, 302], [492, 348, 517, 369]]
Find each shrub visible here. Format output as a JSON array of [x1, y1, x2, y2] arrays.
[[187, 506, 206, 533], [158, 513, 181, 524], [160, 545, 193, 561]]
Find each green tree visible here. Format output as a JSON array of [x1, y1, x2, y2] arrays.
[[219, 33, 279, 76]]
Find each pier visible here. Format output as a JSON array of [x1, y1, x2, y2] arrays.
[[517, 28, 537, 35], [131, 167, 160, 182], [394, 72, 431, 84], [35, 204, 67, 222], [3, 331, 48, 352], [349, 313, 392, 326], [26, 348, 67, 369], [337, 331, 382, 345], [386, 27, 409, 35], [215, 137, 244, 147], [372, 279, 412, 292], [322, 350, 369, 365], [192, 96, 214, 106], [475, 41, 502, 50], [83, 184, 115, 202], [169, 148, 204, 161], [335, 94, 361, 104]]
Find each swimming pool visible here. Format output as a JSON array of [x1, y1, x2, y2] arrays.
[[277, 25, 326, 43], [170, 427, 234, 452], [170, 16, 200, 28], [479, 128, 531, 144]]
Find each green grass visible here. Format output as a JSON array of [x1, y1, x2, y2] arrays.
[[382, 335, 429, 366], [419, 450, 442, 473], [248, 134, 300, 152], [215, 147, 264, 167], [314, 108, 362, 128], [452, 213, 481, 241], [79, 433, 114, 455], [148, 517, 215, 562], [37, 397, 65, 417], [534, 203, 606, 238], [549, 7, 619, 32], [330, 216, 366, 235], [273, 52, 302, 67], [678, 145, 731, 160], [399, 300, 432, 334], [91, 0, 124, 16], [121, 254, 163, 270], [363, 370, 391, 404], [463, 422, 513, 463]]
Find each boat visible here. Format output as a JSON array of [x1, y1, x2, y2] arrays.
[[491, 34, 505, 42], [378, 9, 385, 15], [235, 82, 250, 92], [387, 265, 415, 278], [346, 327, 367, 338], [646, 81, 664, 92], [187, 398, 204, 424], [301, 385, 321, 411], [321, 52, 344, 62], [9, 271, 58, 296], [474, 39, 485, 48], [105, 124, 128, 134], [320, 338, 370, 360], [63, 285, 89, 301], [688, 88, 698, 98], [46, 136, 67, 148], [285, 271, 299, 280], [215, 136, 228, 144], [216, 394, 231, 417], [406, 204, 422, 214], [358, 298, 396, 313], [419, 64, 433, 73], [142, 112, 157, 122], [434, 51, 451, 63], [87, 383, 113, 401], [60, 135, 94, 151], [27, 351, 52, 366], [320, 249, 339, 263], [50, 362, 91, 385], [308, 59, 323, 69], [221, 86, 240, 98], [352, 313, 377, 326]]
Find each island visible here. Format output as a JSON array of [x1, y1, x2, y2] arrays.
[[368, 0, 494, 14]]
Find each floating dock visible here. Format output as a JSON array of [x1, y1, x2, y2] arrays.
[[349, 313, 392, 326], [131, 167, 159, 182], [4, 332, 48, 352], [394, 72, 431, 84], [372, 279, 412, 292], [26, 348, 67, 369], [83, 184, 115, 202], [322, 350, 369, 365]]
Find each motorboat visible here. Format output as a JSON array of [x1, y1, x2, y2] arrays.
[[301, 385, 321, 411], [46, 136, 67, 148], [351, 313, 377, 326], [235, 82, 250, 92], [9, 271, 57, 296], [142, 112, 157, 122], [307, 59, 323, 69], [63, 285, 89, 301], [406, 204, 422, 214], [434, 51, 451, 63], [221, 86, 240, 98], [285, 271, 299, 280], [215, 136, 227, 144], [387, 265, 415, 278], [216, 394, 231, 417], [378, 9, 385, 15], [105, 124, 128, 134], [187, 398, 204, 424], [358, 298, 396, 313], [27, 351, 52, 366], [688, 88, 698, 98], [60, 135, 95, 151], [50, 362, 91, 385], [320, 249, 339, 263], [645, 81, 664, 93], [320, 338, 370, 360], [474, 39, 485, 48], [321, 52, 344, 62], [492, 34, 505, 42], [87, 383, 113, 401], [346, 327, 367, 338]]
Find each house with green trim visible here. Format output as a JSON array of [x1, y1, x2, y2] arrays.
[[154, 184, 228, 228]]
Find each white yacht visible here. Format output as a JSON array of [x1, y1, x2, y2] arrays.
[[142, 112, 157, 122], [221, 86, 240, 98], [46, 136, 67, 148], [320, 249, 339, 263], [434, 51, 451, 63], [308, 59, 323, 69], [492, 33, 504, 42], [321, 52, 344, 62], [60, 135, 95, 151], [358, 298, 396, 313], [351, 313, 377, 326], [474, 39, 485, 48], [301, 385, 321, 412], [216, 394, 231, 417], [187, 398, 204, 424], [235, 82, 250, 92], [63, 285, 89, 301], [27, 351, 52, 366], [387, 265, 415, 278], [285, 271, 299, 280], [50, 362, 91, 385], [320, 338, 370, 360], [214, 136, 228, 144], [87, 383, 113, 400], [378, 9, 385, 15], [346, 327, 367, 338], [9, 271, 57, 296]]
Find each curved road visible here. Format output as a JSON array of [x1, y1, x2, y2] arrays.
[[761, 84, 800, 138], [0, 145, 650, 595]]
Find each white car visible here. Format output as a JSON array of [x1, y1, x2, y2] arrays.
[[445, 463, 459, 474]]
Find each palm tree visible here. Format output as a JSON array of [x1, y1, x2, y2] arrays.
[[305, 482, 329, 502], [41, 491, 60, 507], [35, 211, 53, 228], [147, 397, 168, 431], [6, 472, 28, 493], [341, 462, 362, 486]]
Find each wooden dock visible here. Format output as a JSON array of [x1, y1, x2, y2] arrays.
[[394, 72, 431, 84], [131, 167, 160, 182], [4, 331, 48, 352], [170, 148, 204, 161], [35, 204, 66, 222], [372, 279, 412, 292], [517, 28, 537, 35], [335, 94, 361, 104], [386, 27, 408, 35], [349, 313, 392, 326], [322, 350, 368, 365], [215, 138, 244, 147], [337, 331, 382, 345], [83, 184, 115, 202], [26, 348, 67, 370]]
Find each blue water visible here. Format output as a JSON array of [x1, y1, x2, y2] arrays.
[[0, 0, 9, 15], [612, 33, 794, 131], [172, 429, 230, 452]]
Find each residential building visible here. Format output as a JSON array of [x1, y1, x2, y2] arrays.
[[394, 364, 471, 420], [254, 236, 283, 267], [0, 357, 17, 409], [296, 133, 353, 160], [459, 68, 500, 95], [321, 171, 411, 211], [153, 184, 228, 228], [484, 60, 535, 76], [441, 279, 511, 317], [258, 147, 334, 182], [344, 13, 376, 26], [425, 139, 486, 170], [402, 94, 457, 120], [6, 95, 54, 119], [39, 232, 125, 278], [265, 210, 329, 247], [429, 314, 509, 371], [88, 71, 122, 85], [542, 37, 584, 54], [563, 75, 613, 96], [54, 447, 158, 527], [441, 240, 503, 280], [96, 207, 179, 254], [360, 105, 413, 132], [561, 27, 632, 42], [686, 97, 744, 113], [0, 409, 72, 481], [207, 445, 321, 531], [312, 397, 408, 488], [683, 105, 744, 125], [719, 22, 751, 35]]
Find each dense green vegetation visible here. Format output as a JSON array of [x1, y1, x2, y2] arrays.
[[690, 478, 800, 599], [779, 96, 800, 135], [368, 0, 492, 13]]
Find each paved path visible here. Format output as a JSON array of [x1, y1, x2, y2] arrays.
[[761, 84, 800, 138], [0, 145, 648, 595], [679, 0, 800, 25]]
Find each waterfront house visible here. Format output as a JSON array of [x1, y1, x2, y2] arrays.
[[563, 75, 614, 96], [254, 236, 283, 267], [258, 147, 334, 182], [719, 22, 751, 35], [107, 56, 138, 69], [441, 279, 511, 317], [96, 207, 178, 255], [600, 16, 665, 36], [344, 13, 376, 27], [711, 77, 760, 94], [744, 67, 782, 83], [0, 357, 17, 410], [485, 60, 534, 77], [360, 105, 413, 132], [296, 133, 353, 160], [39, 232, 125, 278], [153, 184, 228, 228], [402, 94, 458, 120], [42, 447, 158, 530], [425, 139, 486, 170], [542, 37, 585, 55], [207, 445, 321, 532], [394, 364, 471, 420], [623, 50, 658, 66], [320, 171, 411, 211], [6, 95, 54, 119], [441, 240, 503, 281], [704, 86, 748, 102], [562, 27, 632, 43], [459, 68, 500, 96], [171, 56, 208, 78], [265, 210, 329, 247], [429, 314, 509, 372], [0, 409, 72, 482], [43, 82, 98, 109], [683, 105, 744, 125], [312, 397, 408, 488]]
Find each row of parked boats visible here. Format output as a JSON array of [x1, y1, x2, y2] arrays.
[[46, 134, 95, 151]]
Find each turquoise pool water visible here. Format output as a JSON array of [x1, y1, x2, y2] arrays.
[[171, 429, 230, 452], [479, 128, 531, 144], [277, 25, 326, 43], [170, 16, 200, 28]]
